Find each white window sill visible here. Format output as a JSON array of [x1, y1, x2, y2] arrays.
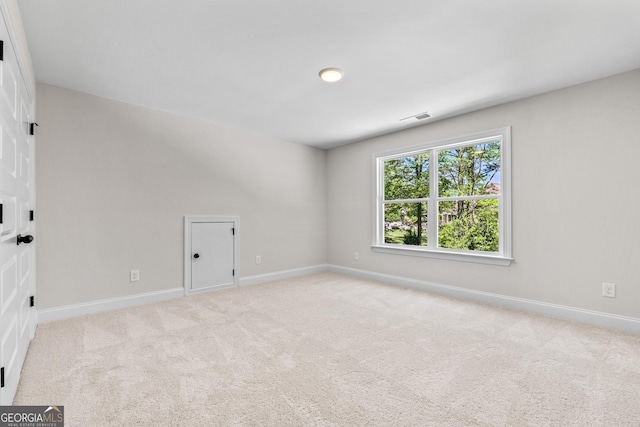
[[371, 244, 513, 266]]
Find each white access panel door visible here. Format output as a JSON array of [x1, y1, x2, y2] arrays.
[[0, 10, 36, 405], [190, 222, 235, 293]]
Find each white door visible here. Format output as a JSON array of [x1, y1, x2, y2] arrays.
[[185, 218, 237, 295], [0, 16, 36, 405]]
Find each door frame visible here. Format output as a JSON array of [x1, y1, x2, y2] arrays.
[[183, 215, 239, 296], [0, 2, 37, 405]]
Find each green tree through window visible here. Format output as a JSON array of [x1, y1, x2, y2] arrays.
[[376, 128, 511, 261], [383, 154, 429, 245], [437, 142, 500, 252]]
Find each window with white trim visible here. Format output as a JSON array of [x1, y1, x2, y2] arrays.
[[373, 127, 512, 266]]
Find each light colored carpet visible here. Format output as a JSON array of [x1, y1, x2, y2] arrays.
[[14, 272, 640, 426]]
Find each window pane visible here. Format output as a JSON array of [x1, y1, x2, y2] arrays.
[[438, 141, 500, 197], [438, 199, 499, 252], [384, 154, 429, 200], [384, 202, 428, 246]]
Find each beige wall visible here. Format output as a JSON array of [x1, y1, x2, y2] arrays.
[[36, 84, 327, 309], [327, 69, 640, 318], [36, 70, 640, 319]]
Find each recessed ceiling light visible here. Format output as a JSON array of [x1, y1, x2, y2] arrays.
[[319, 67, 344, 83]]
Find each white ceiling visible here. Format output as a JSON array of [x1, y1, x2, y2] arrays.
[[17, 0, 640, 148]]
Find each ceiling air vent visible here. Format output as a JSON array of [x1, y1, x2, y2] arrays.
[[400, 111, 431, 122]]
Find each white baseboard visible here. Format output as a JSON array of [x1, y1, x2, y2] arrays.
[[37, 264, 640, 334], [239, 264, 328, 287], [37, 265, 328, 323], [38, 288, 185, 323], [328, 265, 640, 334]]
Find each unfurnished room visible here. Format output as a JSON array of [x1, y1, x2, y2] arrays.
[[0, 0, 639, 425]]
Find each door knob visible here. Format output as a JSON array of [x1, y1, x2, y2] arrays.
[[193, 253, 200, 259], [17, 234, 34, 245]]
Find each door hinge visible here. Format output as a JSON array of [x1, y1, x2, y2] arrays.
[[1, 367, 4, 388], [232, 227, 235, 235], [29, 210, 34, 221], [30, 123, 38, 136], [232, 269, 235, 276], [30, 296, 35, 307], [0, 203, 3, 224], [0, 40, 3, 62]]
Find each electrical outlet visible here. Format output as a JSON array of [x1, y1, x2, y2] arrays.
[[354, 252, 359, 261], [256, 255, 261, 265], [130, 270, 140, 282], [602, 282, 615, 298]]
